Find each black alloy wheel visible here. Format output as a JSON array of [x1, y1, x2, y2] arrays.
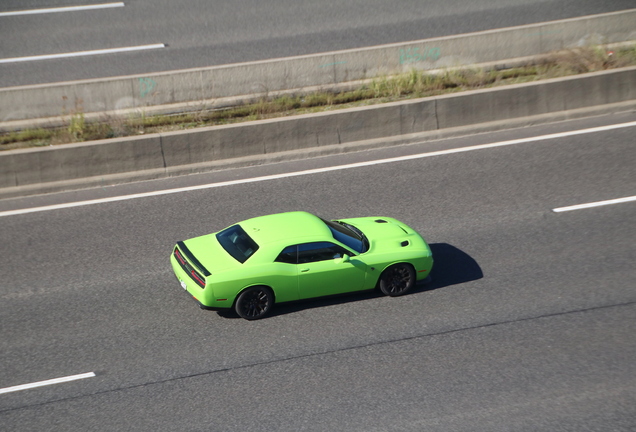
[[235, 286, 274, 320], [379, 263, 415, 296]]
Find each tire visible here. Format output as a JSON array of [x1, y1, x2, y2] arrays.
[[379, 263, 415, 297], [235, 286, 274, 320]]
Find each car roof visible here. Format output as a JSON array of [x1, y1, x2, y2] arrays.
[[238, 211, 330, 245]]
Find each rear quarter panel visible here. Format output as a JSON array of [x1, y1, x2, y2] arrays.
[[205, 262, 300, 306]]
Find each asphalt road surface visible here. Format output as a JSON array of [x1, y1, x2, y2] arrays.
[[0, 112, 635, 430], [1, 0, 635, 87]]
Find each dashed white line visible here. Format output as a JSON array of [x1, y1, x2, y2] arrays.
[[0, 44, 165, 64], [0, 372, 96, 395], [0, 3, 124, 17], [552, 196, 636, 213], [1, 121, 635, 218]]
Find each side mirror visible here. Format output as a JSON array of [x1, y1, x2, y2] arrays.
[[337, 254, 351, 264]]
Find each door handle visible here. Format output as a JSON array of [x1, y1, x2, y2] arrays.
[[300, 268, 310, 272]]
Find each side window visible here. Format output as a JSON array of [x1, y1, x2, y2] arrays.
[[275, 245, 297, 264], [297, 242, 350, 264]]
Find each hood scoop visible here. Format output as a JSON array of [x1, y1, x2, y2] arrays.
[[375, 219, 388, 223]]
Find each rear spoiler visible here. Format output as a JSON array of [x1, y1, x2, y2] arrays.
[[176, 241, 211, 276]]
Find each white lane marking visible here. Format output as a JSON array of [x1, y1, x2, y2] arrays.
[[0, 372, 96, 395], [0, 44, 165, 64], [552, 196, 636, 213], [0, 3, 124, 17], [1, 121, 635, 218]]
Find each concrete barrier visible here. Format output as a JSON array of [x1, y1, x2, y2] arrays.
[[1, 135, 163, 189], [1, 9, 635, 124], [1, 66, 634, 198]]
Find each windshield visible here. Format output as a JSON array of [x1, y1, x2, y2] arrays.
[[216, 225, 259, 263], [321, 218, 369, 254]]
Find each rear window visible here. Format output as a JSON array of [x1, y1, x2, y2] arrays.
[[216, 225, 259, 263]]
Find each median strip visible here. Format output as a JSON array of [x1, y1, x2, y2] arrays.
[[2, 44, 635, 150]]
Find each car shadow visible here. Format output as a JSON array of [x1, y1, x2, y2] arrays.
[[216, 243, 482, 319], [414, 243, 484, 293]]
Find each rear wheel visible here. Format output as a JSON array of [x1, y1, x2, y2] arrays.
[[235, 286, 274, 320], [379, 263, 415, 296]]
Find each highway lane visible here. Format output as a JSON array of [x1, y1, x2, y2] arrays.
[[1, 0, 635, 87], [0, 113, 635, 429]]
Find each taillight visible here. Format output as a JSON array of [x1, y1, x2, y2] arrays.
[[175, 249, 186, 265], [173, 247, 206, 288], [191, 270, 205, 286]]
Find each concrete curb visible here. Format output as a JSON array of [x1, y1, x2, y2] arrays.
[[1, 9, 635, 124], [1, 67, 634, 200]]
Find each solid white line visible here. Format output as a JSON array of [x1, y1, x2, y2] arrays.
[[0, 3, 124, 17], [552, 196, 636, 213], [0, 44, 165, 64], [0, 372, 96, 395], [1, 121, 635, 218]]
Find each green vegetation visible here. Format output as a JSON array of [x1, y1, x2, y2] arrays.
[[2, 44, 635, 151]]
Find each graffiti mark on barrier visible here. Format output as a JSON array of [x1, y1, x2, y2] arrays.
[[399, 47, 441, 65], [319, 61, 347, 68], [139, 77, 157, 97], [527, 29, 563, 37]]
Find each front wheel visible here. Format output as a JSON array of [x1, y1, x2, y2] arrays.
[[235, 286, 274, 320], [379, 263, 415, 296]]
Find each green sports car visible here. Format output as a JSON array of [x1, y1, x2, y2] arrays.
[[170, 211, 433, 320]]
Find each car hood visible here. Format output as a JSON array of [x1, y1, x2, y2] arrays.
[[181, 233, 241, 274], [337, 216, 428, 251]]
